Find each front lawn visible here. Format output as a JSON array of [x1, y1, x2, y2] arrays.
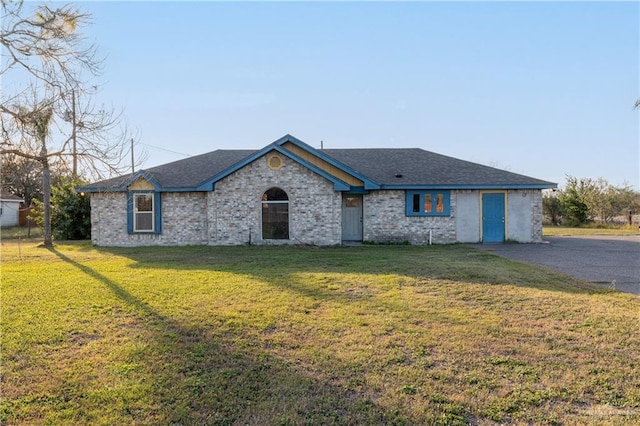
[[2, 242, 639, 425]]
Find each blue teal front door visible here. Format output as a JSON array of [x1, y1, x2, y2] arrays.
[[482, 193, 505, 243]]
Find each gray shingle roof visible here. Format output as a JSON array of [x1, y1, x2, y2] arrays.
[[324, 148, 554, 186], [0, 192, 24, 202], [81, 141, 555, 191], [143, 149, 255, 188], [83, 149, 254, 191]]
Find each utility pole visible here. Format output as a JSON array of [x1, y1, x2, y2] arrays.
[[131, 138, 135, 174], [71, 88, 77, 177], [63, 89, 79, 177]]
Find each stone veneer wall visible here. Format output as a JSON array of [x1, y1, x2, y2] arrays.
[[531, 189, 543, 243], [90, 193, 124, 246], [90, 154, 342, 246], [90, 192, 208, 246], [363, 190, 457, 244], [209, 153, 342, 245]]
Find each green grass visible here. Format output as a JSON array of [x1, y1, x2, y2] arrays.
[[544, 225, 640, 236], [0, 225, 43, 240], [2, 242, 639, 425]]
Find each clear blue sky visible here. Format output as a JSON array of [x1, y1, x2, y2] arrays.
[[78, 1, 638, 188]]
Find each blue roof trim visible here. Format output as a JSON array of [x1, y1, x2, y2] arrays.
[[274, 134, 381, 190], [195, 142, 351, 191], [380, 183, 557, 190], [345, 187, 370, 195]]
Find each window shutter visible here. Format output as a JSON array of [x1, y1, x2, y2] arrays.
[[154, 192, 162, 234], [126, 193, 134, 234]]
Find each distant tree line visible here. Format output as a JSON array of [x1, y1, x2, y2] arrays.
[[543, 176, 640, 226]]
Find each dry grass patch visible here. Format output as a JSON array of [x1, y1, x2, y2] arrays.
[[544, 225, 639, 236], [2, 242, 639, 425]]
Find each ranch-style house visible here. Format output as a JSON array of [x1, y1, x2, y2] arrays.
[[79, 134, 556, 246]]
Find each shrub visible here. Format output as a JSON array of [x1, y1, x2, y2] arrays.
[[51, 177, 91, 240]]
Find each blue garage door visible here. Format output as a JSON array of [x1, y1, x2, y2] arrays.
[[482, 193, 505, 243]]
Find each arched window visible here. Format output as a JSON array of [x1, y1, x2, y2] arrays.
[[262, 187, 289, 239]]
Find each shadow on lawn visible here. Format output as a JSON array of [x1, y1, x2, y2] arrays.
[[49, 248, 409, 425], [100, 244, 605, 296]]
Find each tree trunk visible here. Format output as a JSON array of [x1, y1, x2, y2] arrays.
[[39, 139, 53, 246], [42, 159, 52, 246]]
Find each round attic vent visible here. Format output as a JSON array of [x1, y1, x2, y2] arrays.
[[267, 153, 283, 170]]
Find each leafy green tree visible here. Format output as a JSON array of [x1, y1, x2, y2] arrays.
[[27, 198, 44, 229], [556, 176, 639, 226], [580, 178, 607, 223], [542, 192, 563, 225], [559, 176, 590, 226], [609, 183, 639, 224], [51, 177, 90, 240]]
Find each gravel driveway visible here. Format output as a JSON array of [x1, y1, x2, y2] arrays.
[[472, 235, 640, 295]]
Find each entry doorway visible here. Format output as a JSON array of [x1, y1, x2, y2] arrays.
[[482, 193, 505, 243], [342, 194, 363, 242]]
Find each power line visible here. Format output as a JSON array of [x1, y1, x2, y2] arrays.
[[137, 142, 192, 157]]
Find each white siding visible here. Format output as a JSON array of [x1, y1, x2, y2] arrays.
[[456, 191, 481, 243], [507, 190, 534, 242], [0, 201, 21, 227]]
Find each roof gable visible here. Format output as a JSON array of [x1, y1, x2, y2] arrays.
[[274, 135, 380, 190], [195, 141, 351, 191], [128, 176, 158, 191]]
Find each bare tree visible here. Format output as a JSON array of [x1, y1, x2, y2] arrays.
[[16, 99, 54, 243], [0, 145, 66, 205], [1, 1, 141, 245], [56, 86, 145, 180], [1, 1, 97, 88]]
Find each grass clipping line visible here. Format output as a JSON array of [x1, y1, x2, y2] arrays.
[[2, 242, 639, 425]]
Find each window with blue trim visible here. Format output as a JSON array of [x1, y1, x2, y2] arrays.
[[127, 192, 162, 234], [134, 193, 154, 231], [405, 191, 450, 216]]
